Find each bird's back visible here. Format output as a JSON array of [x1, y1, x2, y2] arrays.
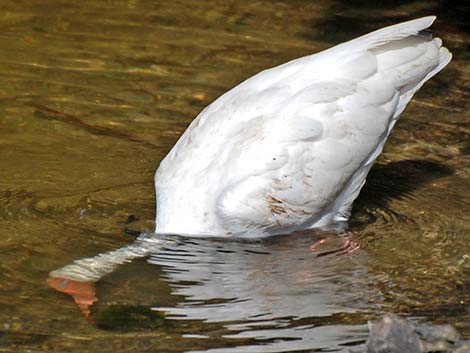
[[155, 17, 451, 237]]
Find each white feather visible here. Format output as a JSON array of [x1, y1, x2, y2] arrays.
[[154, 17, 452, 237]]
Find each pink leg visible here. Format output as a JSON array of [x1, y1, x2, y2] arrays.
[[310, 232, 361, 257]]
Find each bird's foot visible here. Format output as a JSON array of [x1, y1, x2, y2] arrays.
[[310, 232, 360, 257], [47, 277, 97, 320]]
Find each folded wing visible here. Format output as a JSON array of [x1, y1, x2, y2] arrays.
[[155, 17, 451, 236], [215, 17, 451, 235]]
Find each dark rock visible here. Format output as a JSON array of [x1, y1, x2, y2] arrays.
[[416, 323, 460, 343], [365, 315, 470, 353], [454, 342, 470, 353], [125, 214, 138, 224], [416, 323, 460, 352], [124, 228, 141, 237], [367, 315, 423, 353]]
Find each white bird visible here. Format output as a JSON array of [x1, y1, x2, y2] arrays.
[[155, 16, 451, 237], [48, 17, 451, 315]]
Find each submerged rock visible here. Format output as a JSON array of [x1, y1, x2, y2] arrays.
[[366, 315, 422, 353], [364, 315, 469, 353], [416, 321, 460, 352]]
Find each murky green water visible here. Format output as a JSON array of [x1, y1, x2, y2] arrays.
[[1, 1, 469, 352]]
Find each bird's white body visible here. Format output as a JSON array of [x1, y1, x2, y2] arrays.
[[155, 17, 451, 238], [48, 17, 451, 301]]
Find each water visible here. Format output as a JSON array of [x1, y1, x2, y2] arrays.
[[1, 0, 470, 352]]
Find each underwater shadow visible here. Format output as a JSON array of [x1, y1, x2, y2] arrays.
[[351, 159, 453, 223]]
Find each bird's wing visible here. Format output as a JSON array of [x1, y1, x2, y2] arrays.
[[215, 75, 398, 235], [211, 18, 450, 235], [155, 17, 450, 236]]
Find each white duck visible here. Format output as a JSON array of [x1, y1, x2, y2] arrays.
[[155, 16, 451, 237], [48, 17, 451, 314]]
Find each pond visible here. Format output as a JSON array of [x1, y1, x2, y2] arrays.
[[0, 0, 469, 352]]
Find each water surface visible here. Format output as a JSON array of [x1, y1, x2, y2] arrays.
[[1, 0, 470, 352]]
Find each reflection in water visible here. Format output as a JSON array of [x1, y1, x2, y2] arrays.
[[51, 232, 377, 351], [148, 234, 374, 351], [151, 235, 370, 322]]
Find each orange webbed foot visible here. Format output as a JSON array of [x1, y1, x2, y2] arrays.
[[47, 277, 97, 319]]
